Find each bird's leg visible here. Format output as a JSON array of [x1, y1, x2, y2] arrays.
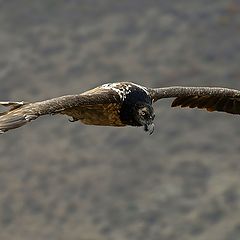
[[68, 117, 78, 122]]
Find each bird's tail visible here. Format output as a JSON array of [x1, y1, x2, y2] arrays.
[[0, 101, 38, 133]]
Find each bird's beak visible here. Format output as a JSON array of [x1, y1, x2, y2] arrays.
[[143, 122, 155, 135]]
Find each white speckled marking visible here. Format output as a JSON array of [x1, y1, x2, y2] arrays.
[[0, 101, 25, 106], [101, 82, 149, 101], [25, 114, 37, 122]]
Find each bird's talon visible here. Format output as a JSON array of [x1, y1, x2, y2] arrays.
[[68, 117, 77, 122]]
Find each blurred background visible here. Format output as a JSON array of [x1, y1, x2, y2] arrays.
[[1, 1, 240, 239]]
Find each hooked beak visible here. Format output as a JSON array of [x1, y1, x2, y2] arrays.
[[143, 122, 155, 135]]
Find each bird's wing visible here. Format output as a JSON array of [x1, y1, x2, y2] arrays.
[[33, 89, 120, 115], [149, 86, 240, 114], [0, 87, 120, 133]]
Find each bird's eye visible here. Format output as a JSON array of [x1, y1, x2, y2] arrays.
[[142, 112, 146, 116]]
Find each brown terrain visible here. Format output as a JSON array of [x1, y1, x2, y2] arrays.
[[1, 1, 240, 240]]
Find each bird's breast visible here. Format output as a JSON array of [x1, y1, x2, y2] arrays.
[[65, 103, 125, 127]]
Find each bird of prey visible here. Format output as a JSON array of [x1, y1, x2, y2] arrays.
[[0, 82, 240, 134]]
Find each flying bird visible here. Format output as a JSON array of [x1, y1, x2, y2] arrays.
[[1, 82, 240, 134]]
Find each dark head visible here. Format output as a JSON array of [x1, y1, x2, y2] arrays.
[[134, 102, 155, 134]]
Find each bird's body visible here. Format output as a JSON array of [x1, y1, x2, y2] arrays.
[[1, 82, 240, 134], [63, 82, 152, 127]]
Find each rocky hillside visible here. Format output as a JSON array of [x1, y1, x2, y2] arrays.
[[0, 1, 240, 239]]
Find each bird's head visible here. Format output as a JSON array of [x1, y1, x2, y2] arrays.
[[134, 102, 155, 134]]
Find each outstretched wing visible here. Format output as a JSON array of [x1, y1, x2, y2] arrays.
[[149, 86, 240, 114], [0, 87, 121, 133]]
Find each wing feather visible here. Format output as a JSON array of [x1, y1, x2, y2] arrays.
[[0, 87, 120, 133], [150, 86, 240, 114]]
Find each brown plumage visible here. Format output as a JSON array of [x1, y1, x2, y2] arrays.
[[0, 85, 123, 133], [171, 95, 240, 114], [62, 103, 124, 126], [1, 82, 240, 134], [150, 86, 240, 115]]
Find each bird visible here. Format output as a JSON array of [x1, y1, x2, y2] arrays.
[[1, 82, 240, 134]]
